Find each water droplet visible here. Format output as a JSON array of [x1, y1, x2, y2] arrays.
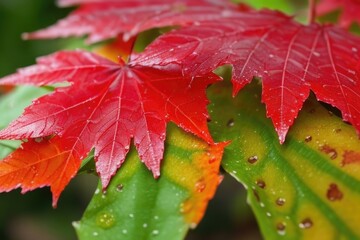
[[352, 47, 358, 52], [116, 184, 124, 192], [208, 157, 217, 164], [276, 222, 286, 235], [256, 180, 266, 189], [313, 52, 321, 57], [180, 200, 193, 213], [94, 189, 100, 195], [302, 135, 311, 143], [248, 155, 258, 164], [96, 212, 116, 229], [276, 198, 286, 206], [195, 179, 206, 192], [327, 183, 343, 201], [154, 215, 159, 220], [129, 213, 134, 218], [152, 230, 159, 235], [143, 223, 148, 228], [299, 218, 313, 229], [226, 118, 235, 127], [122, 229, 128, 234], [348, 69, 356, 75], [266, 212, 272, 217], [269, 54, 274, 58], [93, 232, 99, 236]]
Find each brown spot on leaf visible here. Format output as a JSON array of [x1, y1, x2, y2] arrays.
[[299, 218, 313, 229], [319, 145, 337, 160], [305, 136, 312, 142], [342, 151, 360, 166], [334, 128, 342, 133], [248, 155, 258, 164], [253, 189, 260, 202], [256, 180, 266, 189], [327, 183, 343, 201], [276, 198, 286, 206]]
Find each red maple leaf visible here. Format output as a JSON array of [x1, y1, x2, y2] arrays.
[[137, 10, 360, 143], [0, 49, 218, 205], [316, 0, 360, 28], [24, 0, 235, 43]]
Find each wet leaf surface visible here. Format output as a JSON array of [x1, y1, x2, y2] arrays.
[[208, 80, 360, 239], [76, 124, 225, 240]]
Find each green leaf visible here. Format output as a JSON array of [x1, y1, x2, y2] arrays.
[[208, 80, 360, 239], [233, 0, 297, 14], [0, 86, 50, 158], [75, 124, 226, 240]]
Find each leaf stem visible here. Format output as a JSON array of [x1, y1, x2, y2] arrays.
[[308, 0, 316, 24]]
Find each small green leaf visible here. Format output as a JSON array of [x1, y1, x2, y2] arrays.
[[76, 124, 226, 240], [208, 80, 360, 239]]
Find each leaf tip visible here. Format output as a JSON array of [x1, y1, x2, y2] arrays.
[[152, 168, 161, 179], [277, 128, 288, 144]]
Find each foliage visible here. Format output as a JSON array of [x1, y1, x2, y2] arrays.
[[0, 0, 359, 239]]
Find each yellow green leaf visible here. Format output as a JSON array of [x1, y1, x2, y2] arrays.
[[76, 124, 226, 240], [208, 80, 360, 239]]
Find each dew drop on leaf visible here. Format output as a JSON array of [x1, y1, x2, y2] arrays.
[[276, 198, 286, 206], [276, 222, 286, 235], [96, 212, 116, 229], [195, 178, 206, 192], [256, 179, 266, 189], [304, 135, 312, 142], [248, 155, 258, 164], [180, 199, 193, 214], [299, 218, 313, 229], [226, 118, 234, 127], [116, 184, 124, 192]]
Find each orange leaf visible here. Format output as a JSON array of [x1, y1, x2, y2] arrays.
[[0, 137, 82, 207]]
